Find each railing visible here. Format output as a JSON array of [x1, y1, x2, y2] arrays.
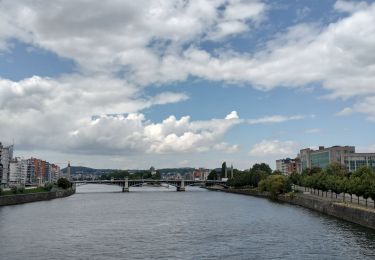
[[294, 185, 375, 208]]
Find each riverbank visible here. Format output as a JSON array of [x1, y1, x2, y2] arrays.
[[0, 188, 75, 207], [207, 186, 375, 230]]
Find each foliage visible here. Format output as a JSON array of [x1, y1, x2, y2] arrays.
[[293, 164, 375, 205], [227, 163, 272, 188], [44, 182, 54, 191], [208, 170, 218, 180], [259, 175, 291, 198], [250, 163, 272, 175], [221, 162, 227, 178], [57, 178, 72, 189]]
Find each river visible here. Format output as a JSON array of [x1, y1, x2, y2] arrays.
[[0, 184, 374, 259]]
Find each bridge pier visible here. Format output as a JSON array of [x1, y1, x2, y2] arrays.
[[177, 180, 185, 192], [122, 178, 129, 192]]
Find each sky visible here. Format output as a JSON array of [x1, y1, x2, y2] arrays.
[[0, 0, 374, 170]]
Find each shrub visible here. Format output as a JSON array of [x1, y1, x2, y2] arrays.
[[44, 182, 54, 191], [57, 178, 72, 189], [259, 175, 291, 199], [11, 186, 18, 194]]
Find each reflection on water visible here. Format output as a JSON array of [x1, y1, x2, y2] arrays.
[[0, 184, 374, 260]]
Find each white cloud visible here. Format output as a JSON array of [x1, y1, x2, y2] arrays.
[[225, 111, 239, 120], [304, 128, 321, 134], [247, 115, 311, 124], [334, 0, 369, 13], [354, 96, 375, 121], [335, 107, 353, 117], [214, 142, 240, 153], [1, 1, 374, 122], [67, 112, 241, 155], [249, 140, 299, 157]]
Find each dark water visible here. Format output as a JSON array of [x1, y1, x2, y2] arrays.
[[0, 184, 374, 260]]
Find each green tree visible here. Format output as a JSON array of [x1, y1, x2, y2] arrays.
[[57, 178, 72, 189], [221, 162, 227, 178], [259, 175, 291, 199], [208, 170, 218, 180], [250, 163, 272, 175]]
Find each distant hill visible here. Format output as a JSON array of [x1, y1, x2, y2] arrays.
[[61, 166, 197, 176], [61, 166, 116, 176]]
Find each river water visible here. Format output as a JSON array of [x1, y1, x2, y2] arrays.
[[0, 184, 374, 260]]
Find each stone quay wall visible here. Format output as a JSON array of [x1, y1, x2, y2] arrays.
[[0, 188, 75, 207]]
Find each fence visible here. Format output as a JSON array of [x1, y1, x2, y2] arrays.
[[293, 185, 375, 208]]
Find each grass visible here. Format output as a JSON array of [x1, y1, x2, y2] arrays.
[[0, 187, 56, 196]]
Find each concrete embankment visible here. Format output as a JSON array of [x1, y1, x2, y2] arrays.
[[208, 187, 375, 230], [279, 194, 375, 230], [0, 188, 75, 207]]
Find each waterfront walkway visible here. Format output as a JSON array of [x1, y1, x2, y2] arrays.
[[294, 185, 375, 211]]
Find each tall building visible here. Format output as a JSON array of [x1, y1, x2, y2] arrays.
[[276, 158, 298, 175], [298, 146, 355, 172], [8, 157, 28, 186], [0, 142, 3, 186], [1, 144, 14, 186]]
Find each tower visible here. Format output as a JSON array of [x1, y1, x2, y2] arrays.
[[67, 161, 71, 180], [230, 164, 233, 179]]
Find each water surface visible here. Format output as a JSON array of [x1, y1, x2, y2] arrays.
[[0, 184, 374, 259]]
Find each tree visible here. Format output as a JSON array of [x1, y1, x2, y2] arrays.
[[221, 162, 227, 178], [208, 170, 218, 180], [289, 172, 300, 185], [326, 162, 348, 177], [250, 163, 272, 175], [57, 178, 72, 189], [259, 175, 291, 199]]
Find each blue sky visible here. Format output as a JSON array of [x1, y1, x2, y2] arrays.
[[0, 0, 374, 169]]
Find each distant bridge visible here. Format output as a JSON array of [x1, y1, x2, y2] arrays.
[[73, 179, 227, 192]]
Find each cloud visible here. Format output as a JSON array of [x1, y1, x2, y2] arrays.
[[335, 107, 353, 117], [354, 96, 375, 121], [67, 112, 242, 155], [249, 140, 299, 157], [225, 110, 239, 120], [0, 75, 191, 151], [1, 0, 375, 122], [213, 142, 240, 153], [247, 115, 312, 124], [334, 0, 369, 13], [304, 128, 321, 134]]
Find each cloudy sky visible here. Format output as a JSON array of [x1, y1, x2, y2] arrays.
[[0, 0, 374, 170]]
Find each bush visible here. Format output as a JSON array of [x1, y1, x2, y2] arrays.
[[18, 187, 25, 193], [259, 175, 291, 199], [44, 182, 54, 191], [11, 186, 18, 194], [57, 178, 72, 189]]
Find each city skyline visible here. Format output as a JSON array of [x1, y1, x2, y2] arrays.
[[1, 0, 375, 169]]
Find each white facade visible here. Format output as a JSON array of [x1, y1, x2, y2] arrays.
[[8, 158, 28, 186]]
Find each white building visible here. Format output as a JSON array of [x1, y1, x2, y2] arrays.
[[9, 158, 28, 186]]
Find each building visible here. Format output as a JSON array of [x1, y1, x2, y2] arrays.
[[298, 146, 355, 172], [276, 158, 298, 175], [1, 144, 14, 186], [342, 153, 375, 172], [8, 158, 28, 186], [0, 143, 2, 186]]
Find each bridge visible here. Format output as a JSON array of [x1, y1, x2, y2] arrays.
[[73, 179, 227, 192]]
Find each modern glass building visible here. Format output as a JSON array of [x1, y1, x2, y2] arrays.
[[342, 153, 375, 172], [299, 146, 355, 172]]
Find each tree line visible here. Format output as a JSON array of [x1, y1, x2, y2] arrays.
[[99, 170, 161, 180], [289, 163, 375, 207]]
